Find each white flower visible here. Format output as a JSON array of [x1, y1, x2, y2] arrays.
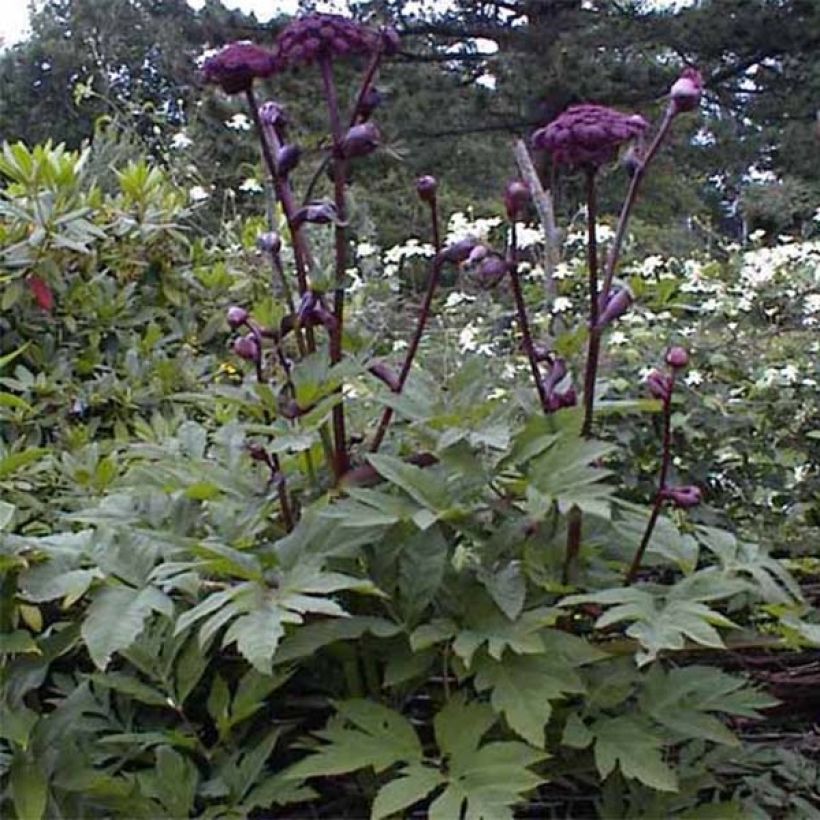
[[793, 464, 811, 483], [356, 242, 379, 257], [685, 370, 704, 387], [515, 224, 543, 250], [551, 296, 573, 313], [459, 324, 479, 352], [700, 298, 720, 313], [552, 262, 572, 280], [445, 291, 475, 310], [609, 331, 628, 346], [804, 294, 820, 314], [780, 364, 799, 384], [239, 177, 263, 194], [189, 185, 210, 202], [171, 131, 193, 150], [226, 113, 251, 131]]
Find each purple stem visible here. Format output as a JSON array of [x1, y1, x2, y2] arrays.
[[599, 106, 676, 303], [319, 56, 350, 479], [369, 257, 445, 453], [626, 370, 676, 584], [349, 51, 383, 127], [507, 221, 550, 413], [581, 169, 601, 438]]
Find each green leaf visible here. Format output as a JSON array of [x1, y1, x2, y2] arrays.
[[399, 525, 448, 619], [371, 764, 444, 820], [0, 448, 48, 479], [137, 745, 198, 818], [479, 562, 526, 621], [591, 715, 677, 792], [366, 453, 448, 510], [452, 601, 558, 667], [89, 671, 171, 708], [0, 630, 40, 655], [82, 585, 171, 670], [562, 713, 593, 749], [429, 695, 547, 820], [10, 752, 47, 820], [0, 499, 15, 531], [275, 616, 401, 664], [286, 700, 422, 779], [19, 564, 99, 603], [473, 652, 585, 747], [222, 608, 285, 674]]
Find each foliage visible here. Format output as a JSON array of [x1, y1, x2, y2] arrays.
[[1, 12, 819, 820]]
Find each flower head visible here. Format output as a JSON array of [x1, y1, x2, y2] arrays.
[[340, 122, 381, 159], [532, 104, 649, 169], [274, 13, 384, 70], [226, 306, 249, 329], [504, 179, 530, 220], [202, 42, 278, 95], [233, 334, 260, 362], [665, 346, 689, 369], [663, 485, 702, 508], [416, 175, 438, 203], [670, 67, 703, 114]]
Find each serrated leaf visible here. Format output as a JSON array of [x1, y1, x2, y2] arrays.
[[479, 562, 526, 621], [366, 453, 448, 510], [82, 585, 171, 670], [399, 525, 447, 619], [222, 608, 285, 674], [473, 653, 585, 747], [591, 715, 677, 792], [285, 700, 422, 779], [372, 764, 444, 820]]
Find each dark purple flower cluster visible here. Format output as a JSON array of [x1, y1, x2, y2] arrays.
[[274, 13, 382, 70], [532, 104, 649, 168], [202, 42, 278, 95]]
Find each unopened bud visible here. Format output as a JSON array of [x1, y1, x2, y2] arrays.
[[226, 305, 249, 329], [438, 236, 478, 265], [379, 26, 401, 56], [341, 122, 380, 159], [670, 67, 703, 114], [416, 175, 438, 203], [276, 144, 300, 177], [543, 357, 568, 394], [474, 254, 508, 288], [256, 231, 282, 255], [663, 485, 702, 508], [248, 443, 269, 462], [292, 201, 337, 229], [646, 369, 672, 402], [259, 101, 287, 129], [598, 287, 633, 327], [665, 346, 689, 369], [233, 333, 259, 362], [357, 86, 383, 121], [621, 144, 643, 178], [504, 179, 530, 220]]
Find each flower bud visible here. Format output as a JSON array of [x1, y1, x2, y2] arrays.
[[665, 346, 689, 369], [438, 236, 479, 265], [598, 287, 633, 327], [543, 356, 568, 394], [557, 386, 577, 408], [474, 254, 508, 288], [368, 360, 401, 392], [379, 25, 401, 56], [670, 67, 703, 114], [292, 201, 337, 229], [621, 144, 643, 178], [416, 175, 438, 204], [226, 305, 249, 329], [357, 86, 383, 121], [259, 101, 287, 130], [341, 122, 380, 159], [646, 369, 672, 402], [233, 333, 259, 362], [256, 231, 282, 255], [504, 179, 530, 220], [247, 443, 269, 462], [296, 291, 318, 324], [276, 144, 300, 177], [664, 485, 702, 508]]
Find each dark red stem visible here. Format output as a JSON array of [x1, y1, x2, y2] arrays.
[[507, 222, 550, 412], [581, 169, 600, 437], [369, 258, 445, 452], [319, 56, 350, 479], [626, 371, 676, 584], [600, 105, 676, 303]]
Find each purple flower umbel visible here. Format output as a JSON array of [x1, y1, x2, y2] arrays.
[[274, 13, 382, 70], [202, 42, 278, 94], [532, 104, 649, 169]]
